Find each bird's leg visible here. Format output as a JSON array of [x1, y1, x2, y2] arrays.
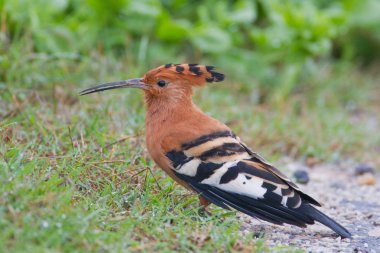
[[198, 196, 211, 217]]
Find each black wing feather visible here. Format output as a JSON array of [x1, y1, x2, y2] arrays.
[[176, 172, 313, 227]]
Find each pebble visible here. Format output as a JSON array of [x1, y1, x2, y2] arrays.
[[355, 164, 375, 175], [306, 157, 320, 167], [293, 170, 310, 184], [41, 220, 49, 228], [368, 228, 380, 237], [357, 173, 376, 186], [330, 182, 345, 189]]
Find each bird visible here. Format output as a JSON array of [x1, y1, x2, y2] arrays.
[[80, 63, 351, 238]]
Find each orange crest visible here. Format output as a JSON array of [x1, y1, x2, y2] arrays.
[[143, 64, 225, 86]]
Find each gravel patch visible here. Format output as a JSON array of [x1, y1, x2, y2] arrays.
[[239, 159, 380, 252]]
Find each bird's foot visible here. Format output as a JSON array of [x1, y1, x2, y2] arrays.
[[198, 206, 212, 217], [197, 196, 212, 217]]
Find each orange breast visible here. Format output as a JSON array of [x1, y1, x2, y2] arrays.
[[145, 100, 228, 189]]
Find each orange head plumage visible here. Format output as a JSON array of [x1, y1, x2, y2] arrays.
[[79, 63, 224, 106]]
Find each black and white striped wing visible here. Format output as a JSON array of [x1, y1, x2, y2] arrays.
[[166, 131, 320, 227]]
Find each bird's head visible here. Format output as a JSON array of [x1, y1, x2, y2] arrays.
[[80, 63, 224, 105]]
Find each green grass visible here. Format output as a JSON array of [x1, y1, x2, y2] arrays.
[[1, 49, 379, 252]]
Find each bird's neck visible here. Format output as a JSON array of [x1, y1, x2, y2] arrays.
[[145, 95, 196, 129], [144, 95, 197, 166]]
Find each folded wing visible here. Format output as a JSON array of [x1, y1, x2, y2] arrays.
[[165, 131, 335, 229]]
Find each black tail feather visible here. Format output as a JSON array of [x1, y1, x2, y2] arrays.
[[177, 172, 352, 238], [299, 204, 352, 238]]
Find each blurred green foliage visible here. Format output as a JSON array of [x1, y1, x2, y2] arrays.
[[1, 0, 380, 100]]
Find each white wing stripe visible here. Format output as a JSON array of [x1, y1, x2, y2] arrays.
[[200, 161, 238, 185], [201, 161, 267, 199], [184, 137, 239, 157], [176, 158, 201, 177]]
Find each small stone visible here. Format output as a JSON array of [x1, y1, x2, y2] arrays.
[[368, 227, 380, 237], [355, 163, 374, 175], [232, 240, 244, 251], [357, 173, 376, 186], [293, 170, 310, 184], [330, 182, 345, 189], [41, 220, 49, 228], [306, 156, 320, 167]]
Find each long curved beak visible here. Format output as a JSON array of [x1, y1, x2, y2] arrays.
[[79, 78, 147, 96]]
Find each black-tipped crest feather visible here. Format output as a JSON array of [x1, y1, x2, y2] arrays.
[[162, 64, 225, 83]]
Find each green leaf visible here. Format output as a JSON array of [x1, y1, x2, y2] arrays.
[[229, 0, 257, 24], [156, 16, 191, 42], [190, 25, 231, 53], [127, 0, 162, 18]]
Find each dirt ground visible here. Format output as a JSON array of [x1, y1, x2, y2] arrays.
[[239, 158, 380, 253]]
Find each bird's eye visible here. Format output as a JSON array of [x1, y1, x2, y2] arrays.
[[157, 80, 167, 87]]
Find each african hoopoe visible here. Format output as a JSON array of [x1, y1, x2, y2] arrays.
[[80, 64, 351, 238]]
